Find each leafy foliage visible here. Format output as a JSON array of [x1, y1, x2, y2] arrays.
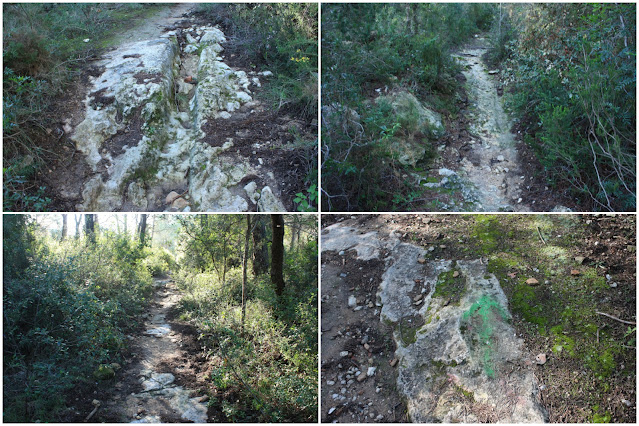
[[491, 4, 636, 211], [173, 215, 317, 422], [3, 217, 153, 422]]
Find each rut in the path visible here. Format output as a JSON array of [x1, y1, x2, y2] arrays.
[[105, 279, 208, 423], [452, 37, 530, 212]]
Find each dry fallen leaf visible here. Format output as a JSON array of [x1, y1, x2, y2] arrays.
[[508, 272, 517, 278], [526, 278, 539, 285], [570, 269, 581, 276], [453, 271, 460, 278]]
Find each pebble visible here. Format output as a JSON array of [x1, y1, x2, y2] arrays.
[[390, 358, 398, 367], [340, 273, 347, 278], [327, 380, 335, 386], [348, 295, 357, 307], [338, 250, 345, 256], [328, 407, 336, 415], [367, 366, 377, 377], [339, 351, 349, 358], [357, 372, 367, 382], [535, 353, 547, 365]]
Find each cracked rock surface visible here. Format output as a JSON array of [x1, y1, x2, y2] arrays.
[[67, 7, 286, 212], [321, 219, 548, 423]]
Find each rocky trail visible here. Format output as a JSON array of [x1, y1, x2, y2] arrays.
[[97, 278, 212, 422], [320, 216, 548, 422], [48, 3, 307, 212], [450, 36, 530, 212]]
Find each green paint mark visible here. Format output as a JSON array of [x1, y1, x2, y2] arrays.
[[461, 295, 509, 378]]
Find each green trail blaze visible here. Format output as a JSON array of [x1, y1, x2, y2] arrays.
[[461, 294, 509, 378]]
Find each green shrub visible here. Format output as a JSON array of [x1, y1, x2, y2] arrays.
[[142, 247, 176, 277], [3, 223, 157, 421], [498, 3, 635, 211]]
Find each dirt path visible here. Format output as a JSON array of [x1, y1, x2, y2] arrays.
[[101, 278, 210, 422], [451, 36, 530, 212], [113, 3, 195, 45]]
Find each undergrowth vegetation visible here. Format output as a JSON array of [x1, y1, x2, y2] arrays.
[[2, 4, 166, 211], [322, 3, 494, 211], [486, 4, 636, 211], [173, 215, 317, 422], [3, 214, 170, 422]]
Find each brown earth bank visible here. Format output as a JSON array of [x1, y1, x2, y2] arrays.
[[321, 214, 636, 423]]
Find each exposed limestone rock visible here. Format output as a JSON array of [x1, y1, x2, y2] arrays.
[[68, 25, 284, 211], [321, 223, 548, 423], [257, 186, 286, 212], [377, 91, 445, 139], [373, 91, 445, 167], [321, 103, 363, 136]]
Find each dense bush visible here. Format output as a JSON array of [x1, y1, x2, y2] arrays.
[[489, 4, 636, 211], [322, 3, 495, 211], [3, 218, 154, 422], [142, 247, 177, 277]]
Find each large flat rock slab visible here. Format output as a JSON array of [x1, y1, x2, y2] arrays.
[[321, 222, 547, 423]]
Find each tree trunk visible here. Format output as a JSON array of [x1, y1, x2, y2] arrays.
[[85, 214, 96, 245], [61, 214, 68, 241], [290, 216, 298, 249], [124, 214, 128, 235], [138, 214, 148, 248], [270, 214, 285, 297], [252, 216, 269, 275], [74, 214, 81, 239], [242, 216, 251, 332]]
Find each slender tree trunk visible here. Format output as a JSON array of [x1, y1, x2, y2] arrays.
[[252, 216, 269, 275], [150, 215, 156, 248], [74, 214, 81, 239], [270, 214, 285, 297], [241, 216, 251, 333], [138, 214, 148, 248], [61, 214, 68, 241], [123, 214, 128, 235], [85, 214, 96, 245]]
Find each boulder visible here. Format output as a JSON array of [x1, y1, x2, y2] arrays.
[[321, 103, 362, 136], [376, 91, 445, 139]]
